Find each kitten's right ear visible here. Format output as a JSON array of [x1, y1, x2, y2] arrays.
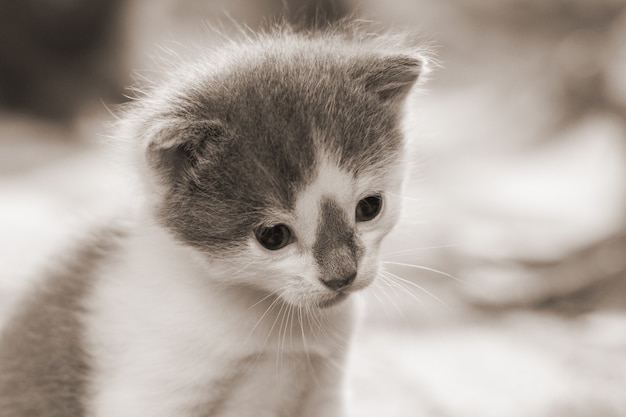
[[144, 119, 226, 185], [353, 54, 424, 102]]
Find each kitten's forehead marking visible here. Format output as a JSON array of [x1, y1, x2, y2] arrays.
[[294, 156, 354, 247]]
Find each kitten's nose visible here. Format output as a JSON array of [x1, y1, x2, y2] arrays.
[[321, 272, 356, 292]]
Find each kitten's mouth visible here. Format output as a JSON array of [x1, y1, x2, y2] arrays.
[[318, 292, 349, 309]]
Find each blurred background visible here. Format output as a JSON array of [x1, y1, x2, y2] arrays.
[[0, 0, 625, 416]]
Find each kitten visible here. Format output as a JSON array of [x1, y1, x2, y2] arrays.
[[0, 25, 427, 417]]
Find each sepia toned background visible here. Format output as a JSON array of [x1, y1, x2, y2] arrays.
[[1, 0, 625, 416]]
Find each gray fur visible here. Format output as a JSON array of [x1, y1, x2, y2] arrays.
[[314, 198, 363, 289], [130, 25, 424, 253], [0, 227, 125, 417]]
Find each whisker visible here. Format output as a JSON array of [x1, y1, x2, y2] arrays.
[[376, 274, 411, 326], [275, 301, 289, 374], [383, 271, 452, 312], [310, 307, 332, 344], [384, 191, 426, 202], [258, 295, 287, 355], [384, 261, 465, 283], [306, 306, 324, 349], [245, 292, 286, 377], [243, 291, 278, 314], [282, 303, 294, 354], [379, 272, 426, 309], [288, 304, 295, 354], [299, 306, 320, 385], [243, 292, 282, 343], [370, 282, 395, 320], [383, 244, 458, 258]]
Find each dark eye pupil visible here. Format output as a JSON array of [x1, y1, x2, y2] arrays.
[[356, 195, 382, 222], [255, 224, 291, 250]]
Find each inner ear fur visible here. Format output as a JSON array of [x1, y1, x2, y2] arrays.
[[353, 54, 423, 102], [145, 118, 226, 185]]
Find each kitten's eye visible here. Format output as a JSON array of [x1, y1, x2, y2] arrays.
[[255, 224, 292, 250], [355, 194, 383, 222]]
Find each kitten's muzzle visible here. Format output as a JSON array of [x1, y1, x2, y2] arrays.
[[320, 271, 356, 292]]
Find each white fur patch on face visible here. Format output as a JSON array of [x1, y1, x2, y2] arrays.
[[293, 156, 356, 247], [230, 152, 407, 309]]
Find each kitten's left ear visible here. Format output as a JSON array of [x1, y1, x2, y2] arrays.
[[353, 54, 424, 102]]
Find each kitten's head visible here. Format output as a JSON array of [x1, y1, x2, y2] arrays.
[[127, 29, 427, 309]]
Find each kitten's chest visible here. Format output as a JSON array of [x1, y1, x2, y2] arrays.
[[195, 353, 328, 417], [88, 340, 321, 417], [86, 312, 340, 417], [83, 248, 350, 417]]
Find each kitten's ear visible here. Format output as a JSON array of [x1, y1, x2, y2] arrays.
[[144, 119, 225, 184], [353, 55, 423, 102]]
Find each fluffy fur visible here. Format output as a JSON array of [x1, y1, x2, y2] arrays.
[[0, 24, 428, 417]]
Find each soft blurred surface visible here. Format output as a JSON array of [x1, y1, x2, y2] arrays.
[[1, 1, 625, 416]]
